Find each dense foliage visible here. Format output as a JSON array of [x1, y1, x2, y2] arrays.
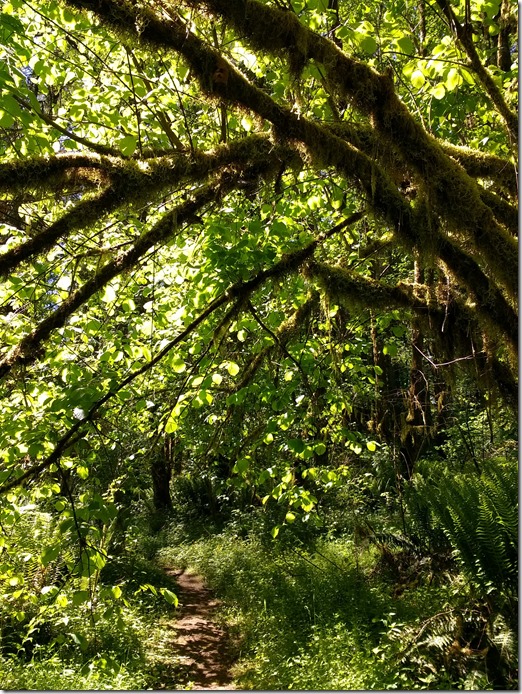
[[0, 0, 517, 689]]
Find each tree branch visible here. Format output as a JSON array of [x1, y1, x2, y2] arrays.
[[0, 213, 363, 492], [63, 0, 517, 305], [0, 145, 291, 379], [305, 259, 517, 387], [14, 94, 121, 157], [0, 135, 288, 277], [434, 0, 518, 146]]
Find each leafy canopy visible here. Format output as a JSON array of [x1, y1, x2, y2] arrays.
[[0, 0, 517, 566]]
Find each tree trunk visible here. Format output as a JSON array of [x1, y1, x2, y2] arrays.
[[150, 451, 173, 513]]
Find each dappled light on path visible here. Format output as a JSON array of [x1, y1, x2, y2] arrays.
[[164, 568, 236, 690]]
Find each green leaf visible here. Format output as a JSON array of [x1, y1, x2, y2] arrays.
[[169, 355, 186, 373], [430, 83, 446, 99], [41, 545, 60, 567], [0, 12, 25, 42], [288, 438, 305, 454], [445, 67, 462, 91], [410, 69, 426, 89], [391, 325, 406, 337], [119, 134, 137, 157], [160, 587, 178, 606], [68, 631, 88, 650], [112, 585, 122, 600], [383, 343, 397, 357], [396, 36, 415, 54], [165, 414, 178, 433], [226, 361, 240, 376], [76, 465, 89, 479], [234, 457, 250, 474], [72, 590, 90, 605], [358, 34, 377, 54]]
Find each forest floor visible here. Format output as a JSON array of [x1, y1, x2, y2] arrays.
[[161, 567, 237, 690]]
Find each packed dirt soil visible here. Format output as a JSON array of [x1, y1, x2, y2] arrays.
[[163, 568, 237, 690]]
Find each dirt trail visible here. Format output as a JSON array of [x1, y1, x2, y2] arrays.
[[164, 568, 236, 690]]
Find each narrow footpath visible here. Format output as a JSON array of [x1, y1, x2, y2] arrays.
[[163, 568, 236, 690]]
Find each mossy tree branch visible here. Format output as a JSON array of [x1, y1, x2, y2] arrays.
[[0, 135, 290, 277], [0, 145, 293, 379], [304, 260, 517, 393], [63, 0, 517, 306], [330, 122, 518, 200]]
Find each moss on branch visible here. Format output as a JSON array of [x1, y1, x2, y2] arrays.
[[0, 136, 292, 277], [305, 259, 517, 395], [187, 0, 517, 302]]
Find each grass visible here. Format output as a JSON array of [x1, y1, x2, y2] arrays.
[[0, 529, 183, 691], [156, 518, 466, 690], [1, 471, 516, 690], [0, 654, 148, 690]]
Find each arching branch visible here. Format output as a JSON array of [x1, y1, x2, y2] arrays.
[[63, 0, 518, 305], [0, 144, 292, 379], [0, 135, 290, 277], [304, 259, 517, 393], [0, 212, 364, 492]]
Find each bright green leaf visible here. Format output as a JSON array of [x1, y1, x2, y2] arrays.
[[165, 414, 178, 433], [227, 362, 240, 376], [112, 585, 122, 600], [119, 134, 137, 157], [358, 34, 377, 54], [411, 69, 426, 89], [397, 36, 415, 54], [72, 590, 90, 605], [431, 83, 446, 99], [160, 588, 178, 606], [76, 465, 89, 479], [445, 67, 462, 91]]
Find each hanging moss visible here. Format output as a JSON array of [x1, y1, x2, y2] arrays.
[[190, 0, 518, 305], [304, 259, 517, 408], [304, 260, 415, 312]]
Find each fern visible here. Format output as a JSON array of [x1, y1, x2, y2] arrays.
[[407, 457, 517, 598], [388, 604, 518, 689]]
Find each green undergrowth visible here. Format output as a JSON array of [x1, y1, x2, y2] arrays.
[[0, 655, 148, 690], [157, 519, 490, 690], [0, 521, 182, 691], [1, 454, 516, 690]]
